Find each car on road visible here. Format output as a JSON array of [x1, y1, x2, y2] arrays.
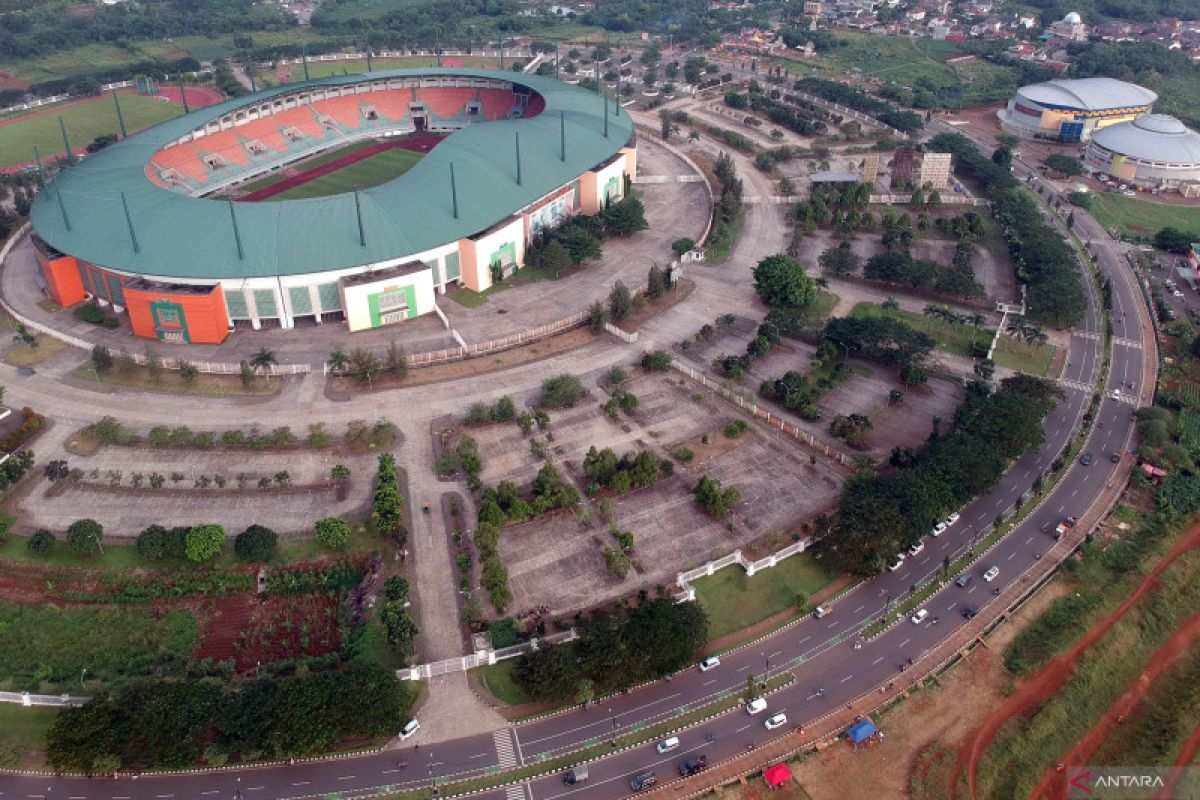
[[678, 757, 708, 777], [887, 554, 906, 572], [813, 605, 832, 619], [931, 520, 948, 537], [563, 765, 589, 785], [983, 566, 1000, 582], [1108, 389, 1121, 401], [1080, 451, 1094, 466], [955, 573, 972, 588], [911, 608, 929, 625], [945, 512, 960, 527], [630, 772, 658, 791], [746, 698, 768, 715], [698, 656, 720, 672], [908, 541, 925, 557], [656, 736, 680, 754], [764, 712, 788, 730], [1111, 452, 1121, 463], [399, 719, 420, 740], [961, 606, 977, 619]]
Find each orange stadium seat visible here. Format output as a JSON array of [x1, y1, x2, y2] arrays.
[[272, 106, 326, 140], [418, 88, 478, 120], [311, 95, 364, 129], [369, 90, 413, 123], [237, 117, 289, 153], [192, 128, 250, 167], [479, 88, 516, 120], [149, 144, 208, 183]]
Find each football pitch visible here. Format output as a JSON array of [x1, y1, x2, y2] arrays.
[[0, 93, 182, 168], [261, 147, 425, 200]]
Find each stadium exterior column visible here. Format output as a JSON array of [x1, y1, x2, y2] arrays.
[[112, 90, 127, 138], [33, 145, 46, 188], [59, 117, 74, 166], [177, 74, 190, 113], [275, 277, 294, 330], [302, 47, 310, 81]]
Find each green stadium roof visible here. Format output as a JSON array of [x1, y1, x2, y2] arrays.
[[30, 69, 633, 280]]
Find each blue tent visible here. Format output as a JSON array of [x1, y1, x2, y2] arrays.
[[846, 719, 878, 745]]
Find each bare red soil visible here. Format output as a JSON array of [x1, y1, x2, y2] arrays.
[[950, 521, 1200, 800], [194, 591, 341, 672], [1028, 609, 1200, 799]]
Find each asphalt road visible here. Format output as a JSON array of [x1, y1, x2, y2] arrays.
[[0, 126, 1150, 800]]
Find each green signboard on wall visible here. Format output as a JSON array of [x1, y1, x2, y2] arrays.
[[367, 284, 417, 328]]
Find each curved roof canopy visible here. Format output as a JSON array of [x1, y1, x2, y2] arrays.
[[1018, 77, 1157, 112], [1091, 114, 1200, 164], [30, 69, 632, 280]]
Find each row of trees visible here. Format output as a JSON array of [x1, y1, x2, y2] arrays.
[[371, 454, 404, 542], [582, 446, 663, 496], [46, 662, 410, 772], [794, 77, 923, 134], [513, 594, 709, 701], [863, 249, 985, 298], [823, 375, 1060, 574]]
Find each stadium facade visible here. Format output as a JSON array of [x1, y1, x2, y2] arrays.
[[997, 77, 1157, 143], [1083, 114, 1200, 190], [27, 69, 636, 344]]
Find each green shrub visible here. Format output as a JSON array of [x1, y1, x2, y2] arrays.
[[234, 525, 278, 562], [66, 518, 103, 557], [185, 524, 224, 562], [724, 419, 749, 438], [672, 447, 694, 462], [315, 517, 351, 549], [489, 618, 520, 648], [540, 374, 585, 407], [27, 529, 55, 556], [136, 525, 167, 560], [72, 303, 106, 325]]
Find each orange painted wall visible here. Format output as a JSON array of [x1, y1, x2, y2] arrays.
[[578, 172, 599, 215], [458, 238, 483, 291], [38, 254, 85, 308], [123, 283, 230, 344]]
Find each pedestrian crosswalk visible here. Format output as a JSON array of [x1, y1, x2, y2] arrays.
[[1113, 337, 1142, 350], [1058, 379, 1092, 393], [505, 785, 526, 800], [494, 729, 518, 770]]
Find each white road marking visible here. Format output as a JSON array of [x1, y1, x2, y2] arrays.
[[703, 679, 717, 686], [947, 603, 957, 610], [852, 604, 864, 613], [736, 724, 751, 733], [291, 782, 311, 786], [1007, 552, 1016, 560], [737, 665, 750, 672], [872, 657, 884, 665], [798, 636, 811, 644], [470, 752, 489, 759], [337, 776, 356, 781], [898, 638, 911, 648], [839, 674, 853, 684]]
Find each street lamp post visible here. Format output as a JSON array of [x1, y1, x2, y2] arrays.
[[234, 776, 243, 800], [610, 708, 618, 747], [762, 652, 771, 688]]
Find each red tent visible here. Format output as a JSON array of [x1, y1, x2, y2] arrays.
[[763, 763, 793, 789]]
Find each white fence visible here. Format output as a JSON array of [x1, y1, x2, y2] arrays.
[[0, 691, 88, 707], [674, 537, 815, 602], [671, 361, 852, 466], [399, 629, 577, 680]]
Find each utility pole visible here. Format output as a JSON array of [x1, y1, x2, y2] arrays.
[[609, 708, 618, 746]]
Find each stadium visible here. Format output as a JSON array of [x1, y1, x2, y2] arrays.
[[997, 77, 1157, 143], [1083, 114, 1200, 191], [27, 69, 636, 344]]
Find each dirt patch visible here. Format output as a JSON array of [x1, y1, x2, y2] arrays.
[[951, 520, 1200, 800], [194, 592, 341, 672], [1027, 608, 1200, 800], [675, 427, 757, 467]]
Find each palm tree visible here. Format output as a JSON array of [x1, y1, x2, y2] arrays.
[[687, 130, 700, 143], [327, 349, 349, 374], [249, 347, 277, 377]]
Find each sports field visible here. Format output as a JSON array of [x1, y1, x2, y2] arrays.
[[1088, 192, 1200, 239], [282, 55, 502, 82], [261, 147, 425, 200], [0, 93, 181, 168]]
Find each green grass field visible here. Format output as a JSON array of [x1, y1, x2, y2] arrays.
[[949, 56, 1022, 105], [1088, 192, 1200, 239], [237, 140, 382, 194], [850, 302, 991, 357], [776, 32, 960, 91], [478, 659, 533, 705], [0, 93, 181, 168], [691, 553, 836, 642], [0, 602, 197, 689], [993, 334, 1055, 376], [0, 704, 57, 769], [290, 56, 503, 81], [262, 147, 425, 200]]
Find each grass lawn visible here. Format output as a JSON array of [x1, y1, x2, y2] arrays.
[[1088, 192, 1200, 240], [0, 704, 57, 769], [292, 55, 504, 80], [691, 553, 836, 642], [804, 289, 839, 319], [0, 601, 197, 688], [992, 334, 1055, 376], [478, 659, 533, 706], [236, 140, 383, 194], [775, 31, 960, 91], [75, 364, 283, 396], [849, 302, 991, 357], [0, 93, 182, 168], [263, 147, 425, 200], [446, 282, 509, 308], [705, 207, 744, 265], [3, 335, 66, 367]]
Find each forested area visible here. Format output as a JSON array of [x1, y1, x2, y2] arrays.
[[822, 375, 1061, 575]]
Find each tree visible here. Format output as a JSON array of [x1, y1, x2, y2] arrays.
[[249, 347, 276, 377], [66, 518, 103, 557], [91, 344, 114, 373], [693, 475, 740, 518], [646, 264, 668, 300], [239, 360, 254, 389], [12, 324, 36, 349], [315, 517, 351, 549], [540, 239, 572, 276], [818, 242, 862, 277], [185, 524, 224, 562], [136, 525, 167, 560], [27, 529, 55, 555], [347, 348, 383, 386], [671, 238, 695, 257], [601, 196, 648, 236], [541, 374, 584, 407], [385, 341, 408, 379], [753, 254, 817, 308], [177, 360, 198, 383], [1155, 227, 1197, 254], [1043, 154, 1082, 177], [659, 111, 678, 141], [514, 645, 581, 701], [991, 147, 1012, 170], [327, 349, 350, 374], [234, 524, 278, 562], [587, 300, 609, 334], [641, 350, 671, 371], [43, 459, 69, 482], [608, 280, 632, 321]]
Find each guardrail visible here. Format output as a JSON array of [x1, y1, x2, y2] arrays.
[[0, 691, 88, 707], [674, 537, 815, 602], [398, 629, 577, 680]]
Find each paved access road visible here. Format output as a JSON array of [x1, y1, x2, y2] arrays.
[[0, 135, 1149, 800]]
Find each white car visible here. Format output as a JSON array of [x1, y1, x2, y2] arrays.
[[1174, 290, 1185, 298], [945, 512, 960, 527], [908, 541, 925, 557], [911, 608, 929, 625], [983, 566, 1000, 582], [1108, 389, 1121, 401], [764, 712, 788, 730], [399, 719, 420, 740], [698, 656, 720, 672], [887, 554, 905, 572], [931, 521, 948, 537]]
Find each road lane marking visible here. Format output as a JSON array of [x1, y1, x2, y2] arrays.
[[798, 636, 810, 644], [737, 665, 750, 671], [291, 782, 311, 786], [703, 679, 717, 686], [470, 752, 488, 759], [839, 674, 853, 683], [736, 724, 751, 732], [947, 603, 956, 610], [1007, 552, 1016, 560], [872, 657, 884, 665], [852, 604, 864, 613], [769, 651, 782, 659], [337, 777, 356, 781], [899, 638, 911, 648]]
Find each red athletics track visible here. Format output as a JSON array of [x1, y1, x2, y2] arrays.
[[154, 85, 224, 109], [238, 134, 443, 201]]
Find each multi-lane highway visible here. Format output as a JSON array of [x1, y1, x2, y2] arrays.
[[0, 138, 1153, 800]]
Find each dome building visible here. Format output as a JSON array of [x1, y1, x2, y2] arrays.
[[998, 77, 1156, 142], [1083, 114, 1200, 191]]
